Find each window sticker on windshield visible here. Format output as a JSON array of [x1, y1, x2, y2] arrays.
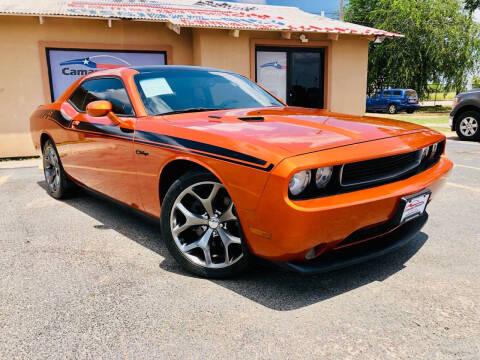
[[140, 78, 173, 97]]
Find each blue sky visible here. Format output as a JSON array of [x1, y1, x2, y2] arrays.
[[226, 0, 341, 18]]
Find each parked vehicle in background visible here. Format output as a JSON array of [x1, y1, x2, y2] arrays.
[[450, 90, 480, 141], [366, 89, 419, 114]]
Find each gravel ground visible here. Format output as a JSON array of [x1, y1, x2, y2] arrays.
[[0, 139, 479, 359]]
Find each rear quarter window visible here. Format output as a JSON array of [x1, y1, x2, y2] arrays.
[[393, 91, 402, 97], [69, 84, 88, 111]]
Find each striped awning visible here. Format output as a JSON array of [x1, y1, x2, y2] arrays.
[[0, 0, 403, 37]]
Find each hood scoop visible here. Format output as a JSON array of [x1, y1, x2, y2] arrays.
[[237, 116, 264, 122]]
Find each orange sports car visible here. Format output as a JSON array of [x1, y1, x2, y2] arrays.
[[30, 66, 453, 278]]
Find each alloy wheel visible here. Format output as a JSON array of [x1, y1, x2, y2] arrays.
[[44, 147, 60, 193], [459, 117, 478, 137], [170, 181, 244, 269]]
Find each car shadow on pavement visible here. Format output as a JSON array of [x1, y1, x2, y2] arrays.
[[38, 181, 428, 311]]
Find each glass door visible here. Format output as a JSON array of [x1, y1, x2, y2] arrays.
[[256, 46, 325, 109]]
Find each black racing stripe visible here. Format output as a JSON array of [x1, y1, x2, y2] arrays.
[[41, 110, 273, 172], [75, 121, 134, 138], [135, 139, 274, 172], [36, 109, 72, 128], [51, 110, 72, 128], [135, 130, 267, 166]]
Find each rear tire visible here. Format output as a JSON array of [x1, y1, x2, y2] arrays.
[[388, 104, 397, 114], [455, 111, 480, 141], [160, 171, 251, 278], [42, 140, 74, 199]]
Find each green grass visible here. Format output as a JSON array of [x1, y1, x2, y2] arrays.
[[367, 111, 452, 132], [426, 91, 456, 101], [417, 105, 451, 113]]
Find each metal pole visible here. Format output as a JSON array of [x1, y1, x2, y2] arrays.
[[339, 0, 344, 21]]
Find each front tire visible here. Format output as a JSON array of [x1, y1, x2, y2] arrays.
[[388, 104, 397, 114], [42, 140, 74, 199], [160, 171, 251, 278], [455, 111, 480, 141]]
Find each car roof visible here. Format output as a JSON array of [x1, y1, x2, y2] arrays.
[[131, 65, 235, 74], [378, 89, 416, 92]]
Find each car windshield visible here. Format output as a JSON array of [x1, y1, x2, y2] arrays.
[[134, 69, 283, 116]]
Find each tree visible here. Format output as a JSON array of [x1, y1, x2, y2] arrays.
[[345, 0, 480, 99], [464, 0, 480, 12]]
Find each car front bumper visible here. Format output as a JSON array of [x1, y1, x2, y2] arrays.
[[273, 213, 428, 275], [237, 133, 453, 263]]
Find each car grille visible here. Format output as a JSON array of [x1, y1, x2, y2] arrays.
[[340, 150, 423, 187]]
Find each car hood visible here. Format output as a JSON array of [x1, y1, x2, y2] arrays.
[[157, 107, 427, 164]]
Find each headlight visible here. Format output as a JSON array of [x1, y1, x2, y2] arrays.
[[289, 170, 311, 196], [430, 143, 438, 158], [421, 146, 429, 160], [315, 167, 333, 188]]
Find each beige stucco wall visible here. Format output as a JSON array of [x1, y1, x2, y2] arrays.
[[329, 36, 369, 115], [0, 15, 369, 157], [192, 28, 251, 77], [0, 16, 194, 157]]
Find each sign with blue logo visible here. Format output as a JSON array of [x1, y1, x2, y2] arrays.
[[256, 51, 287, 101], [46, 48, 166, 101]]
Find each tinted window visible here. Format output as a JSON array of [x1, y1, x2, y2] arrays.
[[135, 70, 283, 116], [69, 78, 134, 115], [69, 84, 88, 111], [382, 91, 392, 97], [393, 90, 402, 97]]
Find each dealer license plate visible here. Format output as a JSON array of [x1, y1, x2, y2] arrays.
[[400, 190, 430, 223]]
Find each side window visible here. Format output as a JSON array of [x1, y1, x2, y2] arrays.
[[69, 83, 88, 111], [393, 90, 402, 97], [382, 91, 391, 97], [73, 78, 134, 116]]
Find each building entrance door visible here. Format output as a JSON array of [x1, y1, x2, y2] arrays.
[[255, 46, 325, 109]]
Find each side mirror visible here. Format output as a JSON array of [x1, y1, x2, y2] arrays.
[[86, 100, 112, 117]]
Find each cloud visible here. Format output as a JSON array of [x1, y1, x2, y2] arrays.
[[474, 10, 480, 23], [232, 0, 267, 4]]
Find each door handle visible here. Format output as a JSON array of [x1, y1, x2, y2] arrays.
[[136, 149, 149, 156]]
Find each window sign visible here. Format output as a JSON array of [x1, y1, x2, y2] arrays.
[[256, 51, 287, 101], [139, 78, 174, 97], [46, 48, 166, 101]]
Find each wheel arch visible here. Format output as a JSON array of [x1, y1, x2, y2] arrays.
[[40, 132, 54, 153], [159, 157, 225, 205], [453, 105, 480, 126]]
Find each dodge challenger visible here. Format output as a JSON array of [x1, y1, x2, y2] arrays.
[[30, 66, 453, 278]]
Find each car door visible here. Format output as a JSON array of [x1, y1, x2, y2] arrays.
[[380, 90, 391, 110], [62, 77, 143, 209], [368, 92, 380, 110]]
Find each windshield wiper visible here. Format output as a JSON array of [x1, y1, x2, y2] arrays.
[[160, 108, 222, 116]]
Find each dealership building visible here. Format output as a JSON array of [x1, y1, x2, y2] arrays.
[[0, 0, 400, 157]]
